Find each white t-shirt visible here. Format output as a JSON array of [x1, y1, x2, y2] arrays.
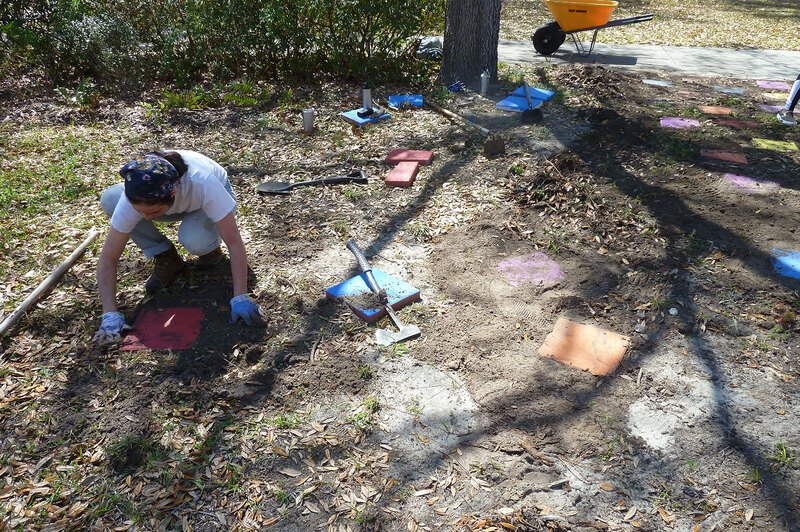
[[110, 150, 236, 234]]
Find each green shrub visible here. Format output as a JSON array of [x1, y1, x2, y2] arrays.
[[3, 0, 446, 86]]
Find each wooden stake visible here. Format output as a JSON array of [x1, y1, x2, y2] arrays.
[[0, 228, 101, 338], [425, 101, 491, 136]]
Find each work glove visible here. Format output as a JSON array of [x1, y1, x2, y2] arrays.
[[93, 311, 126, 344], [230, 294, 266, 326]]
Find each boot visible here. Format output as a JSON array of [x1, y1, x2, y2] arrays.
[[195, 246, 224, 270], [145, 243, 185, 292]]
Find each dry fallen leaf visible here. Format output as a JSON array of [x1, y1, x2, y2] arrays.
[[600, 482, 614, 491], [745, 509, 754, 521], [658, 507, 672, 524], [624, 507, 637, 520]]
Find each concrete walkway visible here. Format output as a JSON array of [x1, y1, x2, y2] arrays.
[[498, 39, 800, 80]]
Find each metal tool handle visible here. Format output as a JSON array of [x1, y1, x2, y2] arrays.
[[345, 239, 381, 294]]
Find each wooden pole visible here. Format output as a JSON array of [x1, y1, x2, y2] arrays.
[[425, 100, 491, 136], [0, 228, 101, 338]]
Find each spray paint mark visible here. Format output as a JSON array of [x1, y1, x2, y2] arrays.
[[498, 253, 564, 287]]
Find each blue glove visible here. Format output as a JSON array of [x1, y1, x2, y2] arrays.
[[230, 294, 266, 326], [93, 311, 126, 344]]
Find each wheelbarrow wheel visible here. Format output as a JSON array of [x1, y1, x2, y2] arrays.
[[532, 23, 566, 56]]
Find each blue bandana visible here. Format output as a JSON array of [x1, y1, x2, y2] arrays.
[[120, 154, 179, 202]]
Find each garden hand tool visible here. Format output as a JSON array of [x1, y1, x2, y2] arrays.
[[345, 239, 421, 346]]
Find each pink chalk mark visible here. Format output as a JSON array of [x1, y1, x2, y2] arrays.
[[660, 117, 701, 129], [757, 80, 791, 90], [723, 173, 779, 194], [760, 104, 784, 113], [122, 307, 205, 351], [498, 253, 564, 287]]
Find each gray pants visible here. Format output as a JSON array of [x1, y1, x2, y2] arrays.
[[100, 183, 235, 259]]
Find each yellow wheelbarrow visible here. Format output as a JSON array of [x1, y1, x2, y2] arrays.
[[532, 0, 653, 56]]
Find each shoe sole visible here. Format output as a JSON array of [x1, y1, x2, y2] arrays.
[[777, 112, 797, 126]]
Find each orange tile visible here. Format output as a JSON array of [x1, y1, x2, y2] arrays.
[[699, 105, 734, 115], [538, 318, 630, 376], [700, 149, 749, 164]]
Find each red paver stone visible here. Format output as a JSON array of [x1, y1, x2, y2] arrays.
[[700, 149, 749, 164], [385, 149, 434, 166], [385, 161, 419, 188], [717, 119, 759, 129]]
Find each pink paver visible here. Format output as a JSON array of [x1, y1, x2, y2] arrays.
[[497, 253, 564, 287], [660, 117, 700, 129], [723, 173, 779, 194], [385, 161, 419, 188], [717, 119, 759, 129], [385, 149, 434, 166], [758, 80, 791, 90], [538, 318, 630, 376], [700, 149, 748, 164], [699, 106, 733, 116], [759, 104, 784, 113], [122, 307, 205, 351]]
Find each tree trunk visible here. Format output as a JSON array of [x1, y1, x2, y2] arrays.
[[440, 0, 501, 86]]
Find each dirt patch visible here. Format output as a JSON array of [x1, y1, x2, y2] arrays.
[[2, 64, 800, 530]]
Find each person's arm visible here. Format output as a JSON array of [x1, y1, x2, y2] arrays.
[[93, 228, 130, 343], [97, 228, 129, 312], [215, 211, 248, 296], [216, 211, 265, 326]]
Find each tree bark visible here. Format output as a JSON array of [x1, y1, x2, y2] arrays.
[[440, 0, 501, 85]]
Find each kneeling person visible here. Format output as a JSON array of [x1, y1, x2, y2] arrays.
[[94, 150, 264, 343]]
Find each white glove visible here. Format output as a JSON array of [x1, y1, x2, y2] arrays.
[[93, 311, 126, 344]]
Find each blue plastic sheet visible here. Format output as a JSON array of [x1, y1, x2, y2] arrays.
[[772, 248, 800, 279]]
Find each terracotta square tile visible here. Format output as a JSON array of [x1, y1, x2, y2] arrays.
[[700, 149, 748, 164], [699, 106, 734, 115], [538, 318, 630, 376]]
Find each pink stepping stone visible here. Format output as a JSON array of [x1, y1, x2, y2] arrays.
[[701, 149, 748, 164], [385, 161, 419, 188], [717, 119, 759, 129], [385, 149, 434, 166], [758, 80, 791, 90], [497, 253, 564, 287], [538, 318, 630, 376], [699, 106, 734, 116], [660, 117, 700, 129], [121, 307, 205, 351], [723, 173, 779, 194]]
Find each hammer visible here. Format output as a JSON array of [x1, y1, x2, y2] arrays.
[[345, 239, 421, 346]]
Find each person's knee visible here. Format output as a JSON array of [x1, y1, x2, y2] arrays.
[[179, 216, 220, 255], [100, 184, 123, 217]]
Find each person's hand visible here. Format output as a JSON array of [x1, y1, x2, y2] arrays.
[[230, 294, 266, 326], [93, 311, 126, 344]]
